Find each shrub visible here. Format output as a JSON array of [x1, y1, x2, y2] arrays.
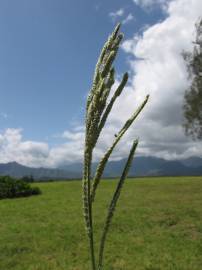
[[21, 175, 35, 183], [0, 175, 41, 199]]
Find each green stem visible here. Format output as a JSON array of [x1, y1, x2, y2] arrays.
[[88, 177, 96, 270], [83, 148, 96, 270], [97, 140, 138, 269]]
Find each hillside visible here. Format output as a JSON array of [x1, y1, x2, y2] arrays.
[[0, 156, 201, 180], [0, 162, 80, 180]]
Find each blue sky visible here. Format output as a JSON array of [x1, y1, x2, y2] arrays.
[[0, 0, 201, 167], [0, 0, 164, 143]]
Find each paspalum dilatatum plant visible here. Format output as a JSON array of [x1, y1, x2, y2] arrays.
[[82, 23, 149, 270]]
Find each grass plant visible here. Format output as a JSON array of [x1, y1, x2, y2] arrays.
[[82, 23, 149, 269]]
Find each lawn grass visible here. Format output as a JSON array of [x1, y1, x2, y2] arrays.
[[0, 176, 202, 270]]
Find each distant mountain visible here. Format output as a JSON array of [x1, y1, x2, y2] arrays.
[[0, 156, 201, 180], [0, 162, 80, 180], [60, 156, 202, 178], [180, 157, 202, 168]]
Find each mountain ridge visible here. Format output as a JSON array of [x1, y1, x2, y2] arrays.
[[0, 156, 201, 180]]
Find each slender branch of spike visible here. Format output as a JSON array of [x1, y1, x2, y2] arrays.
[[88, 72, 127, 150], [97, 139, 139, 270], [83, 22, 124, 270], [87, 69, 116, 150], [85, 32, 123, 150], [91, 95, 149, 202], [86, 24, 123, 114], [96, 72, 128, 139]]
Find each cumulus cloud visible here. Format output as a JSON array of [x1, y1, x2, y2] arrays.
[[109, 8, 124, 21], [133, 0, 169, 9], [62, 130, 84, 141], [122, 14, 134, 25], [0, 128, 85, 168], [109, 9, 134, 25], [48, 140, 84, 167], [117, 0, 202, 159], [0, 129, 49, 167]]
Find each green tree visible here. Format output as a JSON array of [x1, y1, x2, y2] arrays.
[[183, 19, 202, 140]]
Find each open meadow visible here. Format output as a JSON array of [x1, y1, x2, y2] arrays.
[[0, 176, 202, 270]]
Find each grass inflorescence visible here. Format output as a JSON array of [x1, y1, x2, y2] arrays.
[[82, 23, 149, 269]]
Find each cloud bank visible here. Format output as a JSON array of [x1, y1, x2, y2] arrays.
[[120, 0, 202, 159]]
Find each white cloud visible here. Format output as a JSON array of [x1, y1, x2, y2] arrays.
[[62, 130, 84, 141], [122, 14, 134, 25], [109, 9, 134, 25], [0, 128, 84, 168], [117, 0, 202, 159], [48, 140, 84, 167], [109, 8, 124, 21], [0, 129, 49, 167], [133, 0, 169, 9]]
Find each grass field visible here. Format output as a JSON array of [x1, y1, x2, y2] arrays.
[[0, 176, 202, 270]]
